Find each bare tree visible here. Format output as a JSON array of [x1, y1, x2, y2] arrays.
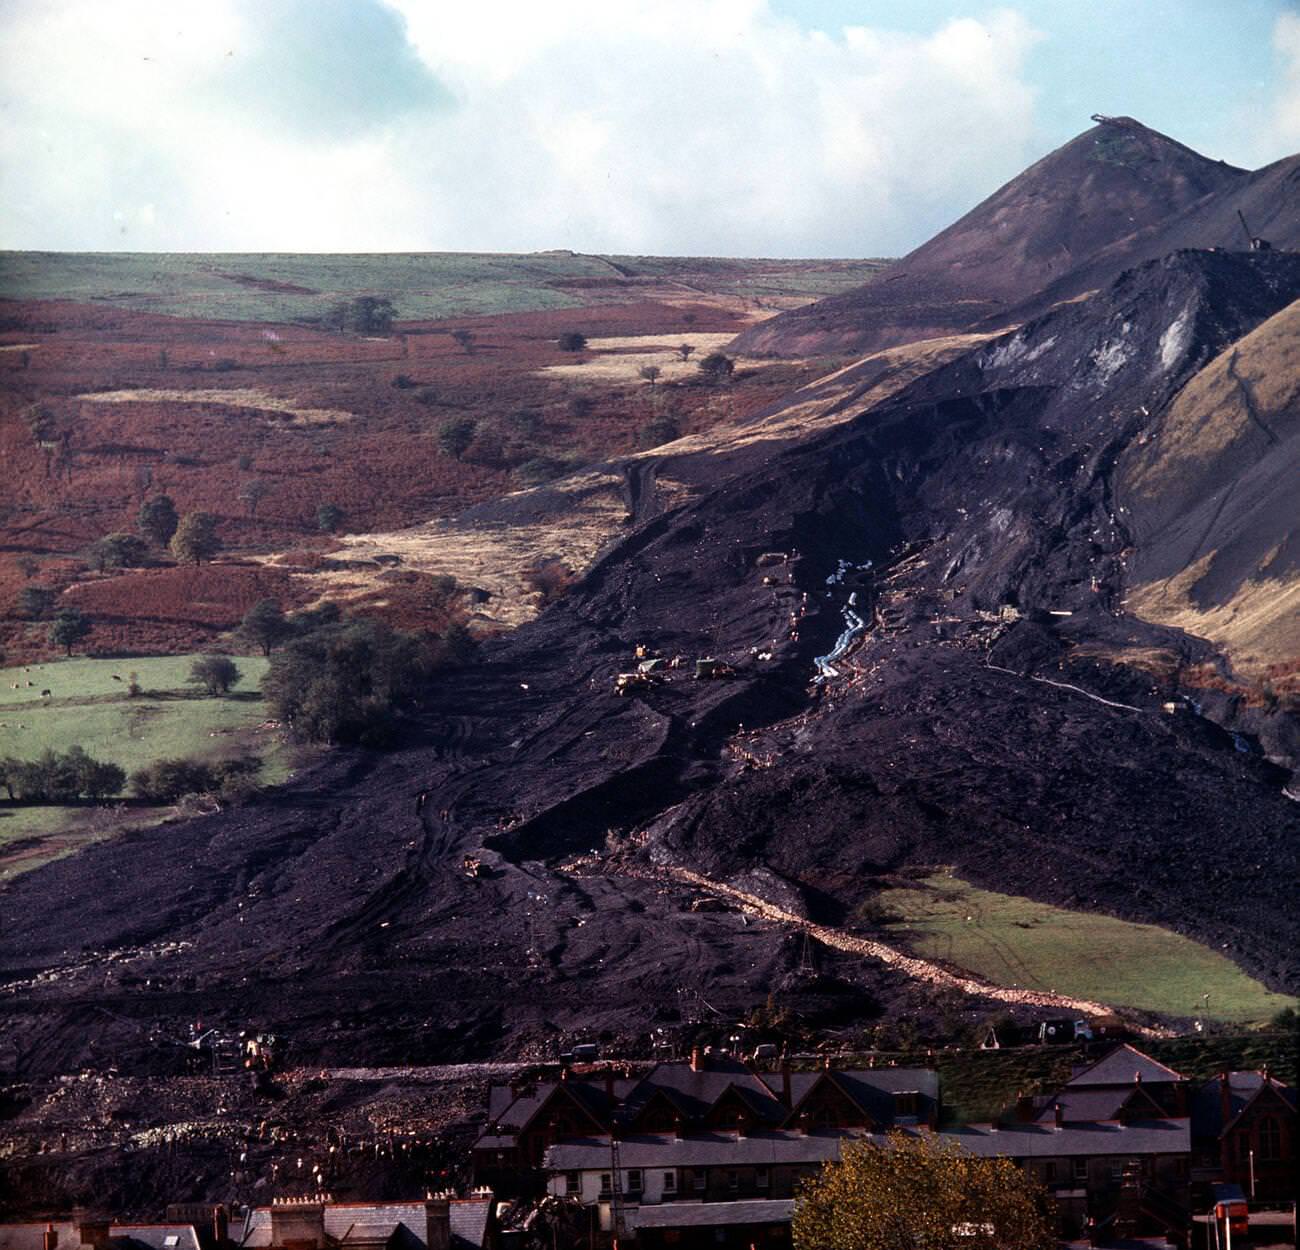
[[638, 364, 662, 387]]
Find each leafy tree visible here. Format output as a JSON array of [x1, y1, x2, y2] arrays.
[[262, 616, 430, 745], [138, 494, 180, 547], [238, 479, 270, 517], [317, 503, 346, 534], [88, 532, 148, 572], [189, 654, 243, 696], [324, 295, 396, 334], [697, 351, 735, 383], [793, 1134, 1053, 1250], [638, 364, 662, 386], [677, 343, 696, 363], [1, 747, 123, 802], [240, 599, 291, 656], [437, 417, 477, 460], [450, 329, 476, 354], [18, 586, 56, 620], [557, 331, 588, 352], [49, 608, 91, 656], [170, 512, 222, 565], [130, 755, 259, 803]]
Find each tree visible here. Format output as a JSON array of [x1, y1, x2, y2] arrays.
[[18, 586, 56, 620], [189, 654, 243, 696], [138, 494, 179, 547], [793, 1134, 1053, 1250], [17, 556, 40, 579], [557, 331, 588, 352], [170, 512, 222, 565], [1, 747, 124, 802], [677, 343, 696, 363], [324, 295, 396, 334], [317, 503, 345, 534], [450, 328, 476, 354], [49, 608, 91, 656], [262, 616, 430, 745], [87, 532, 148, 572], [638, 364, 662, 387], [697, 351, 735, 383], [437, 417, 477, 460], [238, 479, 271, 517], [240, 599, 291, 656]]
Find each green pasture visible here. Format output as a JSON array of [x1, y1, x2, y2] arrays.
[[884, 875, 1296, 1026], [0, 653, 290, 878], [0, 251, 886, 324]]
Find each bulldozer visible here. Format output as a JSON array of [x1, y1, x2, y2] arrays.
[[614, 670, 661, 696]]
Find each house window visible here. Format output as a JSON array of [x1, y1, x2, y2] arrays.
[[692, 1168, 707, 1192], [727, 1170, 740, 1192], [599, 1173, 612, 1197], [756, 1168, 770, 1189], [1043, 1162, 1057, 1185], [1258, 1117, 1281, 1161], [1108, 1162, 1123, 1184], [894, 1092, 919, 1118], [1073, 1160, 1088, 1183], [664, 1171, 677, 1193], [626, 1169, 644, 1195], [564, 1171, 580, 1195]]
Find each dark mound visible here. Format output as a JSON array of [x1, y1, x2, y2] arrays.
[[2, 252, 1299, 1087], [733, 117, 1274, 359]]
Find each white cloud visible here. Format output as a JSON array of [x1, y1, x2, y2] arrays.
[[1268, 11, 1300, 152], [0, 0, 1045, 255]]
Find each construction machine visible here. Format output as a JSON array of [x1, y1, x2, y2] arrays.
[[1237, 209, 1273, 252]]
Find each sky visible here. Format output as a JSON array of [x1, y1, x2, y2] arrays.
[[1, 0, 1297, 257]]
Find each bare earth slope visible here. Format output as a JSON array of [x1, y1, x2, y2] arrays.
[[2, 251, 1298, 1086], [732, 117, 1281, 358]]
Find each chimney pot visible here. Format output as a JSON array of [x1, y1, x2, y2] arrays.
[[690, 1047, 703, 1072], [1053, 1103, 1063, 1129]]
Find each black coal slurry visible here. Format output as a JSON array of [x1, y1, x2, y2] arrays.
[[1, 252, 1298, 1110]]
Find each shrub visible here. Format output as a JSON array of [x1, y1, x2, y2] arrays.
[[522, 558, 576, 603], [568, 394, 596, 418], [557, 331, 588, 352], [88, 532, 149, 572], [189, 654, 243, 696], [437, 417, 477, 460], [638, 416, 681, 448], [316, 503, 346, 534], [697, 351, 735, 383], [513, 456, 571, 487], [323, 296, 396, 334], [18, 586, 56, 620], [440, 622, 479, 666]]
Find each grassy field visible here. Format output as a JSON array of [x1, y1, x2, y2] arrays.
[[884, 875, 1296, 1025], [0, 654, 292, 878], [0, 251, 888, 323]]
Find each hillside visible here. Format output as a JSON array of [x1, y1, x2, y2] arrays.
[[732, 117, 1281, 358], [3, 250, 1297, 1096]]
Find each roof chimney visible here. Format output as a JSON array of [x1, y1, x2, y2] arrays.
[[75, 1214, 110, 1250], [425, 1197, 450, 1250], [795, 1112, 809, 1137], [690, 1047, 703, 1073], [1053, 1103, 1063, 1130], [43, 1225, 58, 1250], [1015, 1095, 1034, 1123]]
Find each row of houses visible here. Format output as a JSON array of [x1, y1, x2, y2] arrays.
[[472, 1043, 1296, 1246]]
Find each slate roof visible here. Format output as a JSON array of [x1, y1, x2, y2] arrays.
[[448, 1200, 493, 1250], [632, 1200, 795, 1230], [0, 1226, 200, 1250], [546, 1128, 870, 1169], [1191, 1073, 1296, 1138], [946, 1119, 1191, 1159], [238, 1202, 494, 1250], [1065, 1046, 1185, 1089]]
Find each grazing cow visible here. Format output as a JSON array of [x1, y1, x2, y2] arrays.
[[111, 674, 123, 682], [40, 689, 51, 698]]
